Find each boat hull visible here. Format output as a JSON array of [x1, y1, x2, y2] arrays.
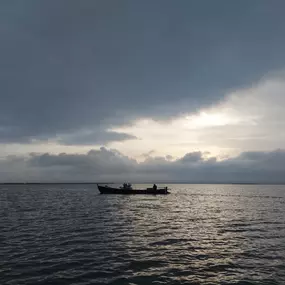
[[97, 185, 169, 195]]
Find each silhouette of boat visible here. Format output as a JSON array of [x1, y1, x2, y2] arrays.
[[97, 184, 170, 195]]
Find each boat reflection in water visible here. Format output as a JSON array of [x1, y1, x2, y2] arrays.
[[97, 183, 170, 195]]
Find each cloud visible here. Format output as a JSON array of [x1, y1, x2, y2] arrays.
[[178, 151, 203, 163], [109, 73, 285, 159], [2, 1, 285, 144], [29, 147, 137, 175], [58, 129, 137, 145], [194, 75, 285, 151], [1, 148, 285, 183]]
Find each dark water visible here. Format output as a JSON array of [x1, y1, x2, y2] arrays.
[[1, 184, 285, 285]]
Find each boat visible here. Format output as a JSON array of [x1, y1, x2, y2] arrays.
[[97, 184, 170, 195]]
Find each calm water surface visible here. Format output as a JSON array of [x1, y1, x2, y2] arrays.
[[1, 184, 285, 285]]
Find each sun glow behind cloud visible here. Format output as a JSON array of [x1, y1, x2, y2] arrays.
[[110, 74, 285, 160], [110, 108, 245, 159], [181, 111, 243, 129]]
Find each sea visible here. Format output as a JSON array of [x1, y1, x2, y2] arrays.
[[1, 184, 285, 285]]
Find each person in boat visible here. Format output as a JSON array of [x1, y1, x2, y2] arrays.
[[153, 184, 157, 191], [122, 183, 132, 190]]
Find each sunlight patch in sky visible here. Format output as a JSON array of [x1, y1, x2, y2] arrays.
[[182, 111, 242, 129], [110, 74, 285, 159], [1, 74, 285, 163]]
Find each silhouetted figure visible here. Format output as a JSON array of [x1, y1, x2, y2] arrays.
[[122, 183, 132, 190], [153, 184, 157, 191]]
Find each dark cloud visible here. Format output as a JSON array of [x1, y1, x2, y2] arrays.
[[1, 1, 285, 143], [58, 130, 137, 145], [178, 151, 203, 163], [1, 148, 285, 183], [29, 147, 136, 175]]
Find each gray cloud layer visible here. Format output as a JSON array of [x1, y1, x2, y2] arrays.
[[58, 129, 137, 145], [1, 148, 285, 183], [2, 1, 285, 144]]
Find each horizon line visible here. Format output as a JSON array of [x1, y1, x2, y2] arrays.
[[1, 182, 285, 185]]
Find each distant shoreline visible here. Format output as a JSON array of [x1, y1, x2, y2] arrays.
[[1, 182, 285, 185], [0, 182, 113, 185]]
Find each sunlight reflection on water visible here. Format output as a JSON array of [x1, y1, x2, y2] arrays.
[[1, 184, 285, 284]]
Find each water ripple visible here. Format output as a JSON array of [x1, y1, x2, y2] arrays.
[[1, 184, 285, 284]]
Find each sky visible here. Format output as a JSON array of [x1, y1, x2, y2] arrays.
[[1, 0, 285, 183]]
